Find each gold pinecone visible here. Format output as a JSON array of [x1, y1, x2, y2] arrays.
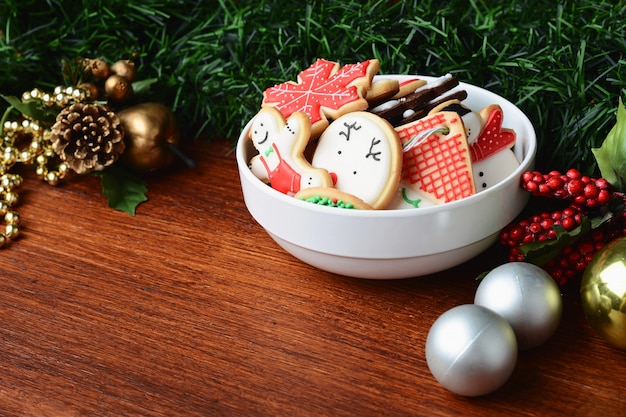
[[50, 103, 125, 174]]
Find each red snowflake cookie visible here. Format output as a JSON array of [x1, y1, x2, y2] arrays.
[[262, 58, 380, 139]]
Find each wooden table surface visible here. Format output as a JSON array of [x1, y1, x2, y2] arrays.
[[1, 138, 625, 416]]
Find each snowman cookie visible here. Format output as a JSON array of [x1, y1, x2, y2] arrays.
[[311, 111, 402, 209], [248, 107, 333, 196]]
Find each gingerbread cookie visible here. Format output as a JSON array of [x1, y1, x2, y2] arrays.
[[262, 58, 380, 139], [248, 107, 333, 196], [396, 111, 475, 204], [311, 111, 402, 209]]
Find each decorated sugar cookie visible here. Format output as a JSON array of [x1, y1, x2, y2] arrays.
[[365, 78, 401, 107], [430, 101, 520, 191], [248, 107, 332, 196], [311, 111, 402, 209], [395, 111, 475, 204], [371, 74, 465, 126], [295, 186, 374, 210], [262, 58, 380, 139], [469, 104, 519, 191]]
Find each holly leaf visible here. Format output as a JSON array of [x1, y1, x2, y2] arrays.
[[263, 59, 375, 125], [592, 97, 626, 191], [520, 213, 612, 266], [1, 94, 58, 125], [93, 165, 148, 215]]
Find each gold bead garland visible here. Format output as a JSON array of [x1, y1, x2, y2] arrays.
[[22, 85, 92, 108], [0, 113, 71, 247]]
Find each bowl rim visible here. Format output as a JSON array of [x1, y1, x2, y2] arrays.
[[236, 74, 537, 220]]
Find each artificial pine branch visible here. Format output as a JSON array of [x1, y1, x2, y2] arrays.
[[1, 0, 625, 173]]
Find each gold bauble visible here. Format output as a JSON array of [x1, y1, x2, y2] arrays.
[[110, 60, 137, 82], [85, 58, 111, 80], [117, 103, 181, 173], [581, 236, 626, 349], [104, 75, 133, 103]]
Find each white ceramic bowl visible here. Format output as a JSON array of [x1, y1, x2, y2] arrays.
[[236, 75, 536, 279]]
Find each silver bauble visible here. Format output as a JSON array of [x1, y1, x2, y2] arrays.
[[475, 262, 562, 350], [425, 304, 517, 396]]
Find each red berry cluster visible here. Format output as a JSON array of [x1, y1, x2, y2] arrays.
[[500, 168, 626, 286], [521, 169, 612, 207]]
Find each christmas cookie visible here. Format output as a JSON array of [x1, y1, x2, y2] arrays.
[[371, 74, 462, 126], [311, 111, 402, 209], [468, 104, 519, 191], [365, 78, 401, 107], [295, 187, 374, 210], [262, 58, 380, 139], [396, 111, 475, 204], [248, 107, 333, 196]]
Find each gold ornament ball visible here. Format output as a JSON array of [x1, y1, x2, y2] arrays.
[[118, 103, 182, 173], [86, 58, 111, 80], [581, 236, 626, 349], [105, 75, 133, 103], [110, 60, 137, 82]]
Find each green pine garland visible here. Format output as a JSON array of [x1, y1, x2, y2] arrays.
[[2, 0, 625, 173]]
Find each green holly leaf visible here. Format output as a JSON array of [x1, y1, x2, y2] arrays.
[[592, 97, 626, 191], [93, 165, 148, 215], [1, 94, 59, 125], [520, 213, 612, 266]]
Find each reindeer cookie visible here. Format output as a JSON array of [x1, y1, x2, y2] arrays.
[[248, 107, 333, 196], [311, 111, 402, 209]]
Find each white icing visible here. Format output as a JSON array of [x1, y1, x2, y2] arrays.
[[371, 99, 400, 113], [386, 181, 438, 209], [414, 73, 452, 93], [461, 111, 482, 144], [311, 112, 398, 207], [472, 149, 520, 192]]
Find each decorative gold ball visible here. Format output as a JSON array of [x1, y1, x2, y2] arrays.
[[3, 191, 18, 206], [104, 74, 133, 103], [4, 223, 19, 240], [110, 59, 137, 82], [581, 236, 626, 349], [86, 58, 111, 80], [5, 211, 19, 225]]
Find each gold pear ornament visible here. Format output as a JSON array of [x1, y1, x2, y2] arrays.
[[580, 236, 626, 350], [118, 102, 184, 173]]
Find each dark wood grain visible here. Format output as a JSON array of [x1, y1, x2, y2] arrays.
[[1, 139, 624, 416]]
